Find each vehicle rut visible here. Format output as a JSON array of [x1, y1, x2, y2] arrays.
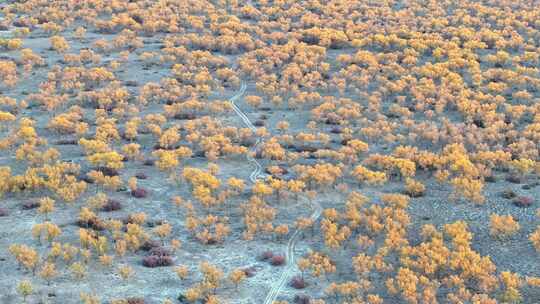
[[228, 82, 322, 304]]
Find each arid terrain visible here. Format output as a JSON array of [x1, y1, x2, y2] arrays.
[[0, 1, 539, 304]]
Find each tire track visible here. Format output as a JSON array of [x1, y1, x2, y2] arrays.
[[228, 82, 322, 304]]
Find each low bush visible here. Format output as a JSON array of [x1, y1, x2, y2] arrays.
[[325, 116, 341, 125], [484, 175, 497, 183], [135, 172, 147, 179], [142, 254, 173, 268], [140, 240, 161, 251], [124, 80, 139, 87], [54, 139, 78, 145], [270, 255, 286, 266], [506, 174, 522, 184], [294, 294, 311, 304], [112, 298, 145, 304], [330, 127, 342, 134], [522, 181, 538, 190], [142, 256, 160, 268], [501, 189, 516, 199], [101, 199, 122, 212], [13, 18, 31, 28], [77, 217, 105, 231], [22, 201, 39, 210], [290, 276, 306, 289], [205, 237, 218, 245], [148, 246, 172, 257], [0, 208, 8, 217], [177, 294, 188, 303], [242, 267, 256, 277], [127, 297, 145, 304], [513, 196, 533, 207], [95, 166, 119, 177], [173, 113, 196, 120], [131, 188, 148, 198], [473, 118, 485, 128], [259, 250, 273, 261], [294, 146, 317, 153]]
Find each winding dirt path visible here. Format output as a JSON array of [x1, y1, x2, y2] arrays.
[[228, 82, 323, 304]]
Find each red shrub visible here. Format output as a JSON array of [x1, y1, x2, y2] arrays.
[[22, 201, 39, 210], [0, 208, 8, 217], [242, 267, 256, 277], [206, 237, 218, 245], [294, 146, 317, 153], [330, 127, 342, 134], [140, 240, 161, 251], [77, 217, 105, 231], [135, 172, 147, 179], [125, 80, 138, 87], [149, 246, 172, 257], [142, 254, 173, 268], [294, 295, 311, 304], [506, 174, 522, 184], [325, 116, 341, 125], [102, 199, 122, 212], [485, 175, 497, 183], [142, 255, 160, 267], [290, 276, 306, 289], [259, 251, 273, 261], [127, 298, 145, 304], [54, 139, 78, 145], [522, 182, 539, 190], [270, 255, 286, 266], [131, 188, 148, 198], [160, 255, 174, 266], [173, 113, 196, 120], [501, 189, 516, 199], [95, 166, 119, 177], [513, 196, 533, 207]]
